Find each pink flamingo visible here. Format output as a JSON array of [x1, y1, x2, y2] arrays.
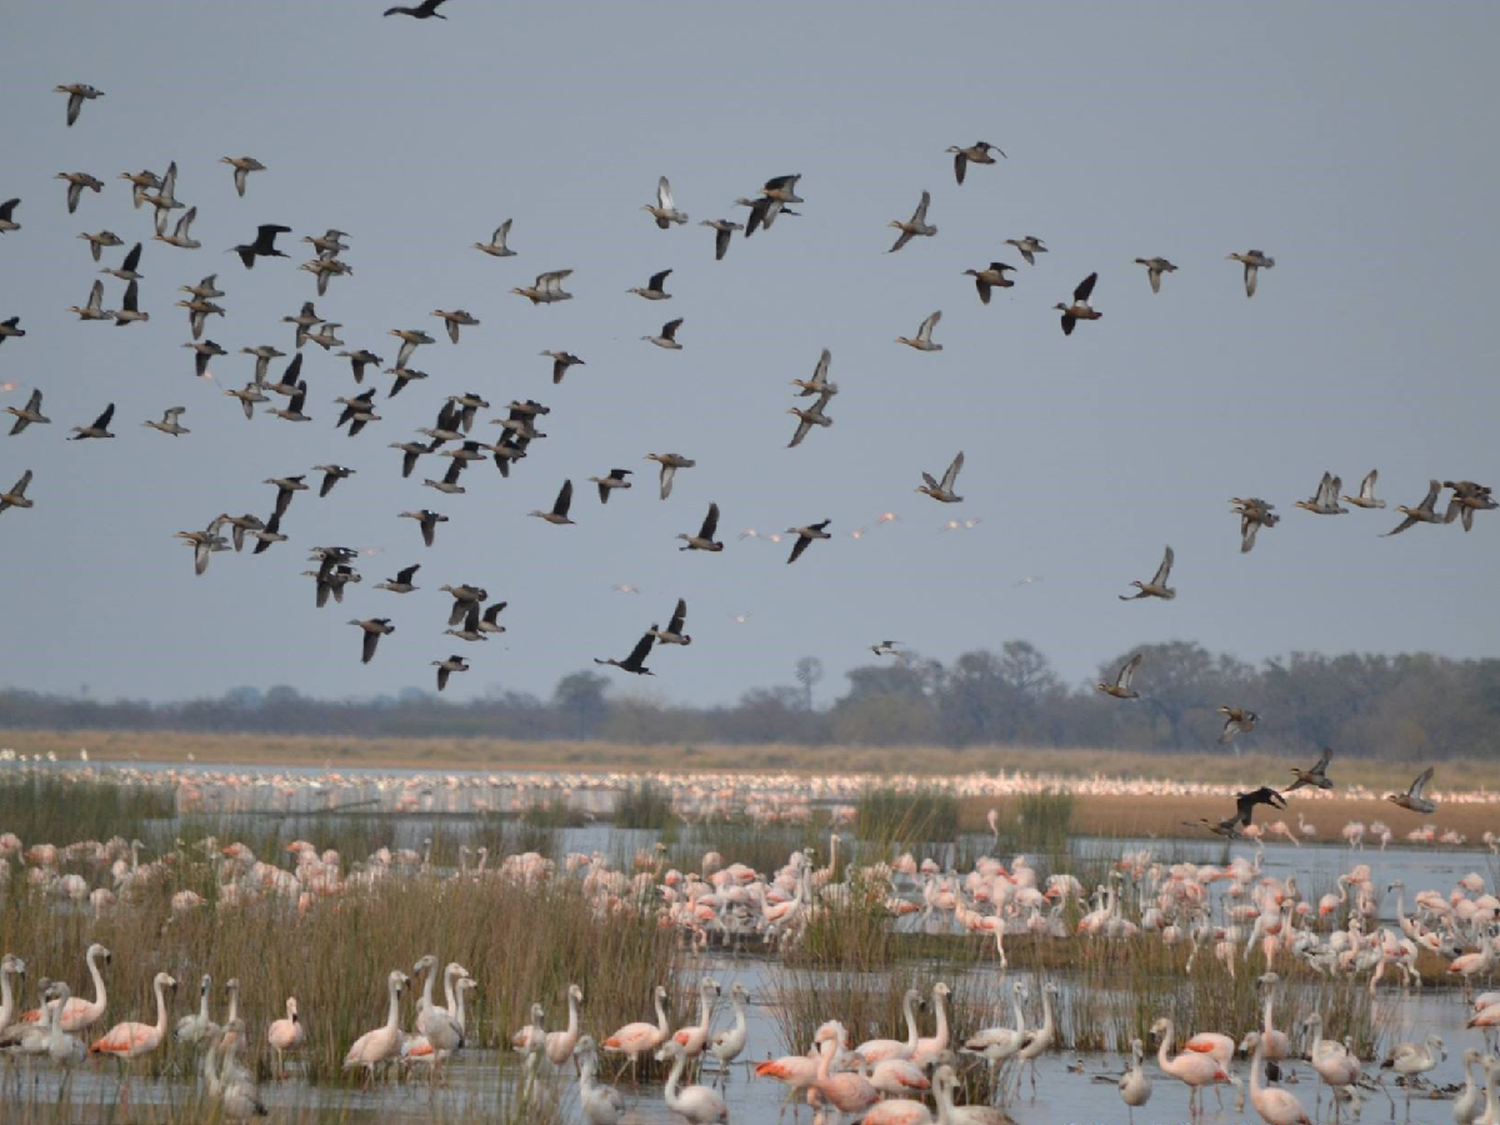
[[266, 997, 304, 1077], [1151, 1017, 1228, 1119], [20, 942, 110, 1031], [89, 971, 176, 1094], [1242, 1032, 1312, 1124], [603, 984, 670, 1082], [755, 1052, 820, 1121], [343, 970, 408, 1087], [909, 982, 950, 1068], [853, 988, 921, 1065], [814, 1021, 879, 1120]]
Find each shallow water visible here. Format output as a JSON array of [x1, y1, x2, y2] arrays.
[[4, 951, 1485, 1125]]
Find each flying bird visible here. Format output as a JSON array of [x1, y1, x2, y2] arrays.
[[947, 142, 1004, 185], [385, 0, 450, 18], [1096, 653, 1143, 700], [1119, 546, 1175, 601], [350, 619, 396, 664], [917, 452, 964, 503], [1385, 767, 1436, 814], [895, 310, 942, 352], [55, 83, 104, 127], [590, 469, 632, 504], [643, 177, 688, 228], [1286, 747, 1334, 792], [220, 156, 266, 197], [1055, 273, 1102, 335], [529, 480, 576, 525], [595, 630, 656, 676], [1227, 250, 1275, 297], [785, 520, 832, 564], [1134, 257, 1177, 293], [677, 502, 723, 551], [888, 190, 936, 253], [232, 225, 293, 269]]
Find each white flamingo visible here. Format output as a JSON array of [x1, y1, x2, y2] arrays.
[[934, 1063, 1009, 1125], [1014, 982, 1058, 1098], [910, 981, 951, 1068], [658, 1037, 729, 1124], [342, 970, 407, 1087], [578, 1034, 626, 1125], [672, 977, 722, 1067], [547, 982, 585, 1067], [708, 983, 749, 1080], [1117, 1039, 1152, 1123], [175, 973, 219, 1044]]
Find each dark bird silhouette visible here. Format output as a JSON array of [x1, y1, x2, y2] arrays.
[[350, 619, 395, 664], [786, 520, 832, 564], [595, 630, 656, 676], [233, 225, 293, 269], [385, 0, 449, 17]]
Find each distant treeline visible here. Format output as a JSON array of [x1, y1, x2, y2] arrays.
[[2, 640, 1495, 758]]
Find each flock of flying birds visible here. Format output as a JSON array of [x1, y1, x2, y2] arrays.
[[1, 15, 1495, 700]]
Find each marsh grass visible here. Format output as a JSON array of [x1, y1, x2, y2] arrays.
[[0, 770, 174, 845], [614, 781, 674, 830], [0, 850, 680, 1088], [1000, 792, 1074, 855], [855, 788, 958, 850]]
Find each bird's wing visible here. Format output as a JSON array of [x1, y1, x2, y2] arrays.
[[95, 403, 115, 429], [889, 229, 914, 254], [1361, 469, 1378, 498], [1074, 273, 1098, 303], [662, 318, 683, 340], [1152, 546, 1174, 585], [789, 417, 812, 448], [649, 269, 672, 291], [1313, 746, 1333, 774], [121, 243, 141, 271], [1409, 767, 1433, 798], [668, 599, 687, 634], [1119, 653, 1142, 687], [812, 349, 831, 386], [657, 177, 673, 211], [941, 452, 964, 491], [918, 310, 941, 339], [700, 502, 719, 539], [953, 152, 967, 185], [362, 630, 379, 664], [660, 464, 676, 499], [397, 564, 420, 584], [554, 478, 573, 516], [1243, 263, 1258, 297], [912, 190, 931, 224], [787, 535, 811, 564], [626, 631, 656, 667], [1420, 479, 1440, 511]]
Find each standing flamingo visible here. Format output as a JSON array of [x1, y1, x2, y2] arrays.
[[1117, 1039, 1152, 1123], [21, 943, 110, 1031], [89, 971, 176, 1092], [1014, 982, 1058, 1099], [547, 982, 585, 1066], [754, 1050, 820, 1120], [708, 983, 749, 1080], [855, 987, 922, 1065], [910, 982, 951, 1068], [1242, 1032, 1312, 1125], [1151, 1016, 1227, 1119], [41, 983, 85, 1067], [673, 977, 722, 1069], [0, 954, 25, 1029], [1300, 1014, 1360, 1119], [342, 970, 408, 1087], [962, 980, 1027, 1097], [604, 983, 670, 1082], [813, 1021, 879, 1120], [658, 1038, 729, 1123], [266, 996, 304, 1078], [933, 1063, 1010, 1125]]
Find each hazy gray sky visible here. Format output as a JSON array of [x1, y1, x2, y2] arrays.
[[2, 3, 1496, 706]]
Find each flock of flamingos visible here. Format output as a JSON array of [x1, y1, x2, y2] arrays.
[[2, 809, 1500, 1124]]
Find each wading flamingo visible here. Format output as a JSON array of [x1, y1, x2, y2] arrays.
[[814, 1020, 879, 1118], [342, 970, 407, 1087], [754, 1050, 820, 1120], [578, 1034, 626, 1125], [1117, 1039, 1152, 1124], [89, 970, 176, 1092], [934, 1063, 1009, 1125], [1242, 1032, 1312, 1125], [1014, 982, 1058, 1098], [266, 997, 304, 1077], [658, 1037, 729, 1124], [604, 983, 670, 1082], [42, 983, 85, 1067], [1151, 1016, 1227, 1119], [708, 983, 749, 1079], [854, 987, 921, 1065], [673, 977, 722, 1069], [21, 943, 110, 1032], [548, 982, 585, 1066], [910, 981, 951, 1068]]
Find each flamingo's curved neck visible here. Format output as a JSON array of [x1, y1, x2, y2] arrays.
[[152, 978, 170, 1039], [566, 989, 580, 1037], [664, 1049, 687, 1102], [901, 993, 919, 1051], [931, 987, 948, 1046], [654, 992, 669, 1036], [1155, 1020, 1175, 1069], [385, 980, 402, 1032], [85, 948, 107, 1014]]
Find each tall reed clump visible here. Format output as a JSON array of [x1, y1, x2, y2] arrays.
[[855, 787, 958, 851], [0, 849, 681, 1087], [1052, 933, 1386, 1057], [0, 770, 175, 845], [613, 780, 674, 829], [1005, 791, 1075, 855]]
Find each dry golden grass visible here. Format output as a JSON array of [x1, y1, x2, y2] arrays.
[[6, 728, 1497, 791], [960, 792, 1500, 843]]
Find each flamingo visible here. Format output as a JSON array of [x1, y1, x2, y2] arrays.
[[869, 1055, 931, 1096], [89, 970, 176, 1091], [1301, 1014, 1360, 1119], [1242, 1032, 1312, 1125], [708, 983, 749, 1080], [412, 955, 465, 1074], [1014, 981, 1058, 1098], [755, 1051, 821, 1120], [1380, 1034, 1446, 1111], [854, 987, 921, 1065], [217, 1020, 266, 1120], [41, 982, 85, 1067], [933, 1063, 1009, 1125], [266, 996, 304, 1078], [0, 954, 25, 1028], [1454, 1050, 1486, 1125], [578, 1035, 626, 1125], [962, 980, 1027, 1095], [673, 977, 722, 1067], [658, 1038, 729, 1124], [1151, 1016, 1227, 1119], [175, 973, 220, 1044], [1253, 973, 1291, 1078], [342, 970, 408, 1087], [604, 983, 670, 1082], [20, 942, 110, 1032], [858, 1098, 933, 1125], [1117, 1039, 1153, 1124], [909, 981, 950, 1068], [814, 1021, 879, 1119], [1183, 1028, 1235, 1109], [547, 982, 585, 1066]]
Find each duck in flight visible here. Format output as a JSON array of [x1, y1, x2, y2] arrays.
[[651, 599, 692, 645], [791, 349, 837, 398], [947, 142, 1004, 185], [432, 655, 469, 692], [1096, 653, 1142, 699], [474, 219, 515, 257], [350, 619, 396, 664], [529, 480, 576, 526], [916, 452, 964, 503], [220, 156, 266, 198], [68, 403, 115, 440], [1340, 470, 1385, 510], [512, 269, 573, 305], [6, 390, 50, 435], [895, 310, 942, 352], [1442, 480, 1497, 532], [1134, 257, 1177, 294], [1055, 273, 1101, 335], [677, 502, 723, 552], [699, 219, 743, 260], [374, 564, 421, 594], [1188, 787, 1286, 840], [589, 468, 632, 504], [643, 177, 688, 228], [963, 262, 1016, 305], [55, 83, 104, 127], [871, 640, 902, 657], [1004, 236, 1047, 265], [785, 520, 832, 564], [1216, 707, 1258, 745], [1227, 250, 1275, 297], [888, 190, 936, 253], [643, 318, 683, 350], [646, 453, 695, 499], [788, 392, 833, 448], [1286, 747, 1334, 792], [1119, 546, 1175, 601], [1384, 480, 1444, 536], [143, 407, 189, 437], [1295, 472, 1347, 516], [1230, 497, 1279, 553], [1385, 767, 1436, 814], [0, 470, 34, 514]]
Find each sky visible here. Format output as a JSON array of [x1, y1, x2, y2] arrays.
[[1, 3, 1496, 708]]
